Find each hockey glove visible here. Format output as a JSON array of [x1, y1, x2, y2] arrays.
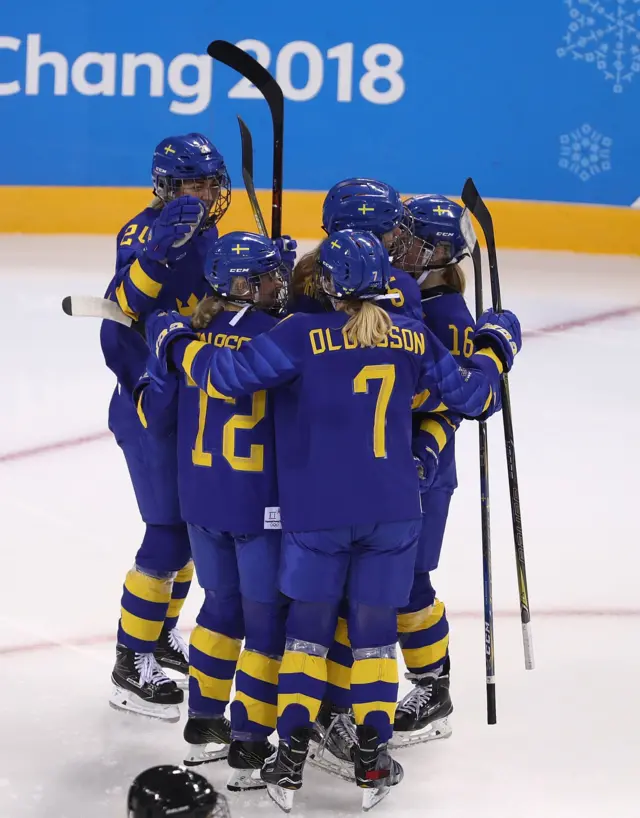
[[145, 310, 197, 376], [413, 448, 439, 492], [144, 196, 207, 265], [474, 309, 522, 372], [275, 235, 298, 271]]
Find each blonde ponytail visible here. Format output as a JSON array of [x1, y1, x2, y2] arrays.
[[443, 262, 466, 294], [191, 295, 225, 330], [338, 300, 393, 347]]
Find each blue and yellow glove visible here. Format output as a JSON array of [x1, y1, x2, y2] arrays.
[[145, 310, 197, 375], [474, 309, 521, 372], [144, 196, 207, 265], [413, 449, 439, 492]]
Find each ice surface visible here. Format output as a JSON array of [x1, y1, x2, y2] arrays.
[[0, 236, 638, 817]]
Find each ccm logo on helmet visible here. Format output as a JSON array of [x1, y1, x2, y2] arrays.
[[230, 267, 250, 273]]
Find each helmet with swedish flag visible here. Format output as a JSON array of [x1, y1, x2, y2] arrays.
[[401, 194, 468, 275], [321, 178, 429, 265], [205, 231, 288, 313], [318, 229, 390, 302], [152, 133, 231, 226]]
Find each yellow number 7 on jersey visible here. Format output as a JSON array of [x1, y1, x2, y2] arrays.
[[353, 364, 396, 458]]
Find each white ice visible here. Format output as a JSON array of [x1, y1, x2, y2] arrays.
[[0, 236, 639, 818]]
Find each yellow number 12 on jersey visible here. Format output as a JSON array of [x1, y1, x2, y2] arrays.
[[353, 364, 396, 458]]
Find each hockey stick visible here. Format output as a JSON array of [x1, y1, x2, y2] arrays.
[[237, 115, 269, 237], [461, 178, 534, 671], [460, 209, 497, 725], [208, 40, 284, 239], [62, 295, 145, 336], [62, 295, 133, 326]]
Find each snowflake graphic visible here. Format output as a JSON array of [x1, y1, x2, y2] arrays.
[[559, 123, 613, 180], [557, 0, 640, 92]]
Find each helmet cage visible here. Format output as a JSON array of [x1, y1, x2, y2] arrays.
[[214, 265, 289, 314], [155, 167, 231, 226]]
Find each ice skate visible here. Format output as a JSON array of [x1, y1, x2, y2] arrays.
[[308, 700, 357, 781], [261, 728, 311, 813], [354, 725, 403, 811], [183, 715, 231, 765], [390, 671, 453, 748], [154, 625, 189, 689], [109, 645, 183, 722], [226, 738, 273, 791]]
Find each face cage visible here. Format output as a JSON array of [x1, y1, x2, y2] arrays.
[[390, 208, 436, 274], [223, 267, 288, 314], [155, 169, 231, 227]]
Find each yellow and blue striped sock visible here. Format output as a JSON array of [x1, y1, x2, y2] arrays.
[[164, 560, 194, 631], [232, 649, 281, 739], [277, 640, 328, 742], [189, 624, 242, 718], [351, 645, 399, 743], [398, 600, 449, 676], [326, 616, 353, 709], [117, 567, 172, 653]]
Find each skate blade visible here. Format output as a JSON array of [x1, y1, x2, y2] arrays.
[[389, 717, 452, 749], [183, 742, 229, 766], [109, 687, 181, 723], [227, 768, 266, 792], [266, 784, 295, 813], [308, 743, 355, 782], [362, 785, 390, 812]]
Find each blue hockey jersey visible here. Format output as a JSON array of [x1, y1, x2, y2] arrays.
[[137, 308, 279, 533], [167, 310, 503, 531], [101, 205, 218, 434]]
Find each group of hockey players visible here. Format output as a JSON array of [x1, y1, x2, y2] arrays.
[[100, 132, 522, 812]]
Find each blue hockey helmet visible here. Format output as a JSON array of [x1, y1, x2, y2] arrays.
[[322, 178, 404, 234], [319, 230, 390, 301], [152, 133, 231, 225], [322, 178, 417, 262], [401, 194, 467, 276], [205, 232, 288, 313]]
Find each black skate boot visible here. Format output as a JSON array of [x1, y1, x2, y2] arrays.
[[226, 738, 274, 791], [354, 725, 404, 812], [308, 700, 357, 781], [183, 715, 231, 766], [109, 644, 183, 722], [261, 728, 311, 813], [154, 625, 189, 688], [390, 668, 453, 748]]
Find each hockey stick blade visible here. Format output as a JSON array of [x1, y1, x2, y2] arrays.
[[237, 116, 269, 237], [62, 295, 133, 326]]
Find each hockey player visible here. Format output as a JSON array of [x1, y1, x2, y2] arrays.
[[102, 133, 231, 721], [390, 194, 477, 746], [292, 178, 430, 319], [134, 232, 289, 786], [142, 229, 522, 810], [127, 765, 230, 818]]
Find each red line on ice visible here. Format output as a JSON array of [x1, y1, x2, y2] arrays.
[[1, 608, 639, 657]]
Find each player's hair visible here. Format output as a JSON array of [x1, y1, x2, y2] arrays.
[[292, 245, 321, 296], [336, 300, 393, 347], [191, 295, 225, 329], [149, 195, 164, 210], [443, 263, 466, 294]]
